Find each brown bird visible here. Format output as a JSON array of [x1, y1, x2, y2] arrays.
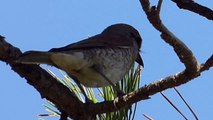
[[16, 23, 143, 100]]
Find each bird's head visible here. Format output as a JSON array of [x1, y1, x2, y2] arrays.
[[102, 23, 142, 50], [102, 23, 144, 67]]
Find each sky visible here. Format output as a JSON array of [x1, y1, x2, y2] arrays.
[[0, 0, 212, 120]]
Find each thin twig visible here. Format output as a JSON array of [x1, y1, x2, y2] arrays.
[[160, 92, 188, 120], [37, 113, 57, 117], [143, 114, 154, 120], [174, 87, 199, 120], [156, 0, 163, 15], [201, 54, 213, 71]]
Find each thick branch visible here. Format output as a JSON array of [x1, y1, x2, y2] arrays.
[[87, 62, 212, 114], [171, 0, 213, 20], [0, 36, 86, 119]]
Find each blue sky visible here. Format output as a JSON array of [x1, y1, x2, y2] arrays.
[[0, 0, 212, 120]]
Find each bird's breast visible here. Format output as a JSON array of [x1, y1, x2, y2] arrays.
[[80, 48, 137, 87]]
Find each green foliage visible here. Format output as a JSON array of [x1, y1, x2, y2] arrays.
[[39, 64, 142, 120]]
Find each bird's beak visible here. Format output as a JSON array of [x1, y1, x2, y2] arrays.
[[135, 53, 144, 67]]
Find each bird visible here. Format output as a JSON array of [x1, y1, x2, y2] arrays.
[[16, 23, 143, 101]]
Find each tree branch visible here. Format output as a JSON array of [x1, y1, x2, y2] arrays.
[[0, 36, 87, 119], [171, 0, 213, 20], [201, 54, 213, 72], [1, 1, 213, 118], [139, 0, 200, 75]]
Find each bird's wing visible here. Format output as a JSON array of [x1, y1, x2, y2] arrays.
[[49, 34, 134, 52], [49, 33, 144, 67]]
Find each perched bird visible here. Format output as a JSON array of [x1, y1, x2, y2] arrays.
[[16, 23, 143, 100]]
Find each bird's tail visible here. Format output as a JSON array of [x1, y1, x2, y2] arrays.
[[15, 51, 54, 65]]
